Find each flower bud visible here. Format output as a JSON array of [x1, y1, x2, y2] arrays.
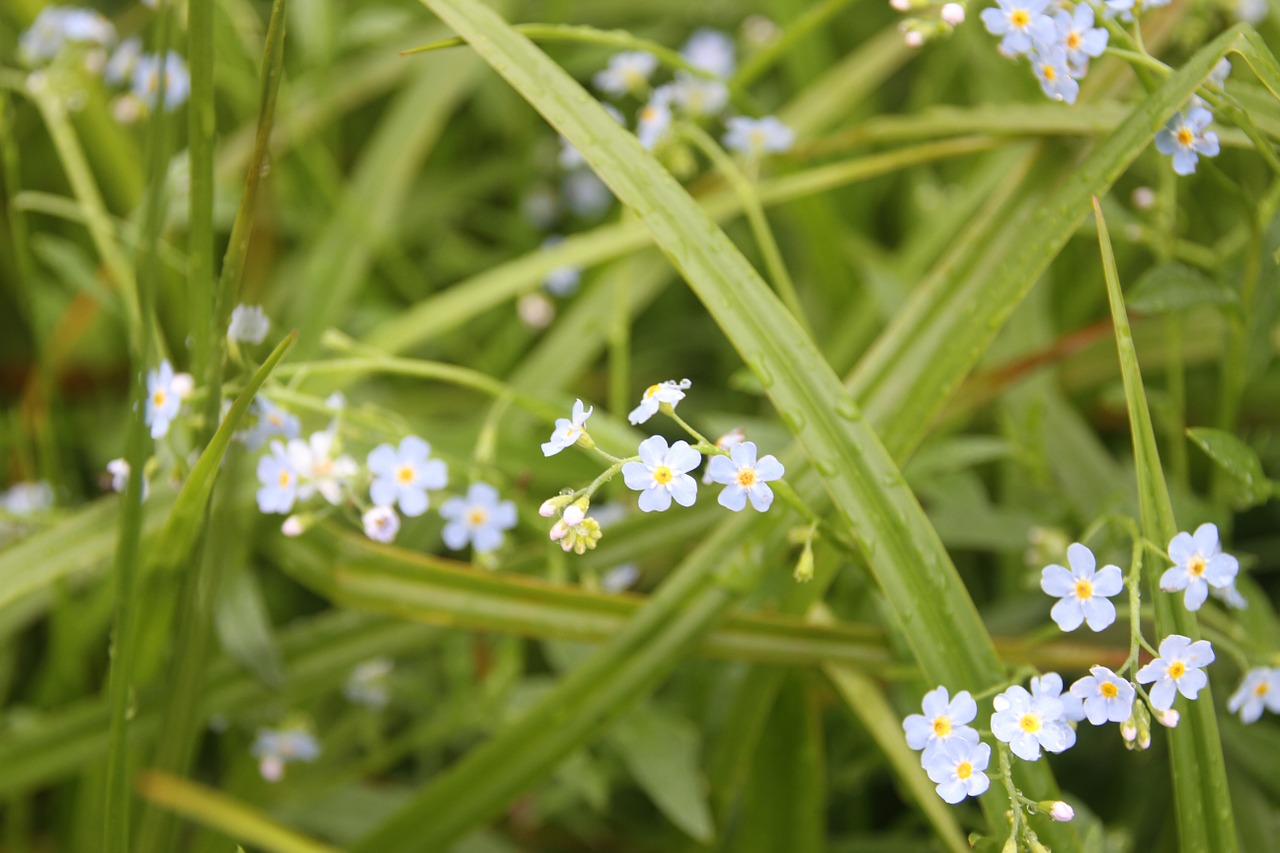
[[793, 542, 815, 583], [1156, 709, 1180, 728], [940, 2, 965, 24], [890, 0, 911, 9], [549, 520, 569, 541], [903, 30, 925, 47], [282, 515, 305, 537], [539, 494, 572, 517], [1045, 801, 1074, 822]]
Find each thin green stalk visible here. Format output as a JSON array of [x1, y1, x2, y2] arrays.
[[608, 259, 632, 422], [189, 0, 218, 436], [679, 121, 811, 335], [1095, 196, 1238, 853], [731, 0, 857, 91], [215, 0, 289, 339], [105, 7, 176, 848]]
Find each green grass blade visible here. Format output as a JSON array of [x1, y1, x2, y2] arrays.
[[1094, 197, 1239, 853]]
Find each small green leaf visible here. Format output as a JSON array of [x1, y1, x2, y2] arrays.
[[1126, 263, 1238, 314], [1187, 427, 1275, 508], [610, 707, 715, 843]]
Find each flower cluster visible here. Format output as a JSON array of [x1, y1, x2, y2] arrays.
[[979, 0, 1108, 105], [19, 6, 191, 119], [538, 380, 787, 554], [252, 722, 320, 783]]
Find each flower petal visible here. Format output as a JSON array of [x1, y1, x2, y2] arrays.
[[1091, 564, 1124, 597], [1067, 542, 1095, 575], [1041, 564, 1075, 597]]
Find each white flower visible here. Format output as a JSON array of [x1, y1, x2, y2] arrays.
[[723, 115, 795, 156], [636, 87, 675, 150], [145, 360, 191, 439], [281, 515, 305, 537], [706, 441, 784, 512], [290, 431, 358, 506], [542, 399, 593, 457], [20, 7, 115, 65], [362, 505, 400, 543], [132, 51, 190, 112], [1161, 523, 1239, 611], [991, 685, 1070, 761], [593, 51, 657, 96], [252, 725, 319, 782], [439, 482, 517, 554], [1, 481, 54, 515], [923, 739, 991, 804], [256, 441, 299, 514], [1227, 667, 1280, 724], [1040, 542, 1124, 631], [671, 72, 729, 117], [1135, 634, 1215, 711], [681, 28, 736, 78], [228, 303, 270, 344], [622, 436, 701, 512], [627, 378, 691, 425], [367, 436, 448, 517], [344, 658, 394, 709], [902, 686, 980, 760], [107, 458, 130, 493], [1069, 665, 1136, 725]]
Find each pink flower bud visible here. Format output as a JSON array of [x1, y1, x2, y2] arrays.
[[1049, 802, 1074, 822], [282, 516, 304, 537]]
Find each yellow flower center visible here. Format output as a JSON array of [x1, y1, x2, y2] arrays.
[[1067, 32, 1081, 49], [1255, 682, 1270, 697], [1168, 661, 1186, 679], [644, 383, 661, 398], [277, 470, 291, 488], [1100, 682, 1119, 698], [1187, 555, 1206, 577], [267, 413, 282, 426], [1011, 10, 1030, 26], [1074, 579, 1093, 600], [467, 508, 489, 527], [1176, 127, 1194, 147], [956, 761, 973, 780], [736, 468, 757, 487], [933, 716, 952, 737], [396, 464, 416, 484], [653, 465, 673, 485], [152, 389, 167, 407], [1042, 64, 1056, 81], [313, 458, 332, 477], [1019, 713, 1042, 734]]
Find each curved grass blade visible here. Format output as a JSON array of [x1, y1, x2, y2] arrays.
[[1094, 197, 1238, 853]]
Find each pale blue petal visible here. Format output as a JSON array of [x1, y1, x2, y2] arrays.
[[717, 485, 747, 511], [1041, 564, 1075, 597], [400, 435, 430, 464], [1192, 522, 1220, 556], [398, 486, 429, 518], [754, 455, 785, 481], [1183, 579, 1209, 611], [1091, 565, 1124, 596], [670, 474, 698, 507], [746, 483, 774, 511], [367, 444, 397, 476], [1177, 668, 1208, 699], [441, 521, 470, 550], [622, 462, 653, 490], [370, 477, 398, 508], [1051, 598, 1085, 631], [707, 455, 737, 484], [1082, 597, 1116, 631], [729, 441, 758, 468], [638, 486, 672, 512]]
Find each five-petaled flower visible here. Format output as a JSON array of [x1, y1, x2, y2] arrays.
[[991, 684, 1071, 761], [1041, 542, 1124, 632], [628, 378, 691, 425], [1227, 667, 1280, 724], [593, 51, 657, 96], [1046, 4, 1108, 75], [1161, 522, 1238, 611], [681, 28, 736, 78], [439, 482, 518, 554], [980, 0, 1054, 56], [622, 436, 701, 512], [1154, 108, 1221, 176], [542, 399, 593, 457], [256, 441, 299, 514], [1136, 634, 1215, 711], [903, 686, 980, 760], [145, 360, 192, 439], [290, 431, 358, 506], [706, 441, 785, 512], [1030, 45, 1079, 104], [924, 739, 992, 804], [1070, 665, 1136, 725], [722, 115, 795, 156], [367, 436, 448, 517]]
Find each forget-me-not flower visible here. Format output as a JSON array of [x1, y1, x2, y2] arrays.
[[636, 87, 675, 150], [723, 116, 795, 156], [1227, 667, 1280, 724], [981, 0, 1054, 55], [622, 436, 701, 512], [1154, 108, 1221, 176], [256, 441, 299, 513], [1069, 666, 1136, 725], [252, 724, 320, 782], [1040, 542, 1124, 632], [1030, 46, 1079, 104], [290, 431, 357, 506], [681, 28, 736, 78], [361, 505, 400, 543], [594, 51, 657, 97], [903, 686, 980, 760], [1160, 522, 1238, 610], [145, 360, 191, 439], [1047, 5, 1108, 76], [20, 7, 115, 65], [991, 684, 1071, 761], [924, 739, 991, 804], [132, 51, 190, 112], [628, 378, 691, 425], [542, 399, 593, 457], [1136, 634, 1215, 711], [368, 436, 448, 517], [439, 482, 518, 554], [706, 441, 784, 512]]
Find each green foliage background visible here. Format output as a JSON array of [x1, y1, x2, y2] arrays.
[[1, 0, 1279, 850]]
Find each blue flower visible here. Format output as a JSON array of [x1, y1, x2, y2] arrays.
[[980, 0, 1054, 56], [542, 399, 593, 457], [256, 441, 299, 514], [1040, 542, 1124, 631], [1154, 108, 1220, 176], [252, 724, 320, 782], [622, 436, 701, 512], [367, 436, 448, 517], [1046, 5, 1108, 76], [1069, 666, 1136, 725], [1159, 522, 1237, 610], [991, 685, 1071, 761], [1136, 634, 1215, 711], [132, 51, 190, 112], [593, 51, 657, 97], [706, 441, 784, 512], [680, 28, 735, 79], [1227, 667, 1280, 724], [902, 686, 980, 761], [1030, 46, 1079, 104], [145, 360, 191, 439], [723, 116, 795, 156], [439, 482, 518, 554], [923, 739, 991, 804], [20, 7, 115, 65]]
